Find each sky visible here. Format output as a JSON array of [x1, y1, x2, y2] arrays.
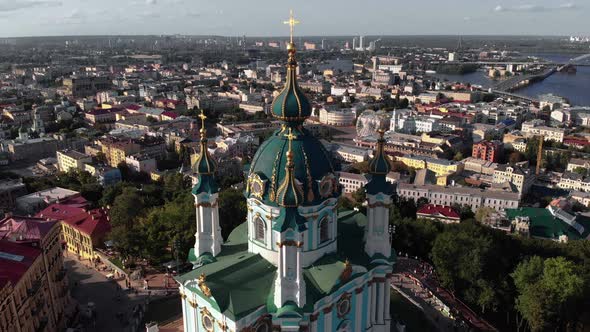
[[0, 0, 587, 37]]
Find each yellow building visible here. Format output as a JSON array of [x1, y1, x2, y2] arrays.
[[0, 216, 72, 332], [56, 149, 92, 173], [37, 204, 111, 260], [98, 138, 140, 167], [397, 154, 462, 177]]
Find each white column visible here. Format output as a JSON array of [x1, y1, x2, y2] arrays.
[[355, 287, 363, 332], [324, 307, 332, 331], [365, 282, 373, 329], [377, 282, 385, 324], [191, 300, 198, 331], [310, 315, 318, 332], [371, 280, 377, 324], [384, 278, 391, 320], [181, 297, 188, 332]]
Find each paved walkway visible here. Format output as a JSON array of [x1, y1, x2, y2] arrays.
[[66, 256, 174, 331], [394, 257, 497, 332]]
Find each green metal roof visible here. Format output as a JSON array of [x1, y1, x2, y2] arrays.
[[272, 207, 308, 232], [506, 207, 590, 240], [177, 210, 395, 319], [191, 174, 219, 195]]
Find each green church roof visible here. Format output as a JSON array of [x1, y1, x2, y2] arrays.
[[177, 210, 394, 319], [506, 207, 590, 240]]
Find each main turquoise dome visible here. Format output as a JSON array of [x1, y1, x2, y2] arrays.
[[246, 126, 336, 206]]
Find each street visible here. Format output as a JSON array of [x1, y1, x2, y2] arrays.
[[65, 257, 150, 332]]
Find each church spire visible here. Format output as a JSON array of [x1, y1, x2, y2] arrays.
[[193, 109, 216, 175], [368, 129, 391, 175], [365, 129, 393, 196], [192, 109, 218, 196], [271, 10, 311, 124]]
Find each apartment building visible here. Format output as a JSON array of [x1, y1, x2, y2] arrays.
[[37, 204, 111, 260], [492, 164, 535, 195], [557, 172, 590, 192], [566, 158, 590, 172], [397, 154, 463, 176], [338, 172, 368, 194], [56, 149, 92, 173], [521, 119, 566, 142], [472, 140, 503, 163], [397, 182, 520, 211], [0, 216, 71, 332]]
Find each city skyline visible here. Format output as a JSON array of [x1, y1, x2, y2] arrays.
[[0, 0, 587, 38]]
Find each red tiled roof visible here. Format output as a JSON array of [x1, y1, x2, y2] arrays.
[[87, 109, 112, 116], [126, 104, 142, 111], [161, 111, 179, 119], [36, 204, 111, 238], [417, 204, 460, 219], [0, 239, 41, 287], [564, 138, 590, 146], [0, 216, 58, 243]]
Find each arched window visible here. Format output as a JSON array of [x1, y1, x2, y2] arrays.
[[254, 217, 266, 244], [319, 217, 330, 244]]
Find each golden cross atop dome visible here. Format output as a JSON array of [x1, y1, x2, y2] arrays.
[[198, 109, 207, 132], [285, 128, 296, 162], [283, 9, 300, 44], [285, 128, 296, 142]]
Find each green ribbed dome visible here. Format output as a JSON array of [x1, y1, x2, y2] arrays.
[[246, 126, 336, 206], [193, 137, 216, 175], [270, 44, 312, 122]]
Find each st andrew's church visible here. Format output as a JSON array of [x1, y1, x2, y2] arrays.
[[176, 12, 396, 332]]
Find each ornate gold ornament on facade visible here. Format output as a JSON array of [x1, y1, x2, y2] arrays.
[[198, 273, 212, 297], [248, 173, 266, 199], [200, 307, 215, 331], [339, 259, 353, 282]]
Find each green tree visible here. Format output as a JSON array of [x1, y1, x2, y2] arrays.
[[511, 256, 585, 331], [475, 206, 495, 223], [218, 188, 247, 239], [108, 188, 146, 258]]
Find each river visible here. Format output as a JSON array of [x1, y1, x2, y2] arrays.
[[432, 53, 590, 106]]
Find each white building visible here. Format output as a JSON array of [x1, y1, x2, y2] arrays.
[[521, 120, 566, 142], [338, 172, 368, 193], [397, 183, 520, 211], [125, 154, 157, 174], [333, 145, 371, 163], [319, 108, 355, 126]]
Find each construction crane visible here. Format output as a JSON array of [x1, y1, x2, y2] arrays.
[[536, 135, 544, 176]]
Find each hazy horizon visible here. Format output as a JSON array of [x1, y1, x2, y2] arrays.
[[0, 0, 587, 38]]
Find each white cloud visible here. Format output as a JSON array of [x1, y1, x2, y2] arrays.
[[493, 3, 579, 13], [146, 0, 156, 5], [0, 0, 62, 12]]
